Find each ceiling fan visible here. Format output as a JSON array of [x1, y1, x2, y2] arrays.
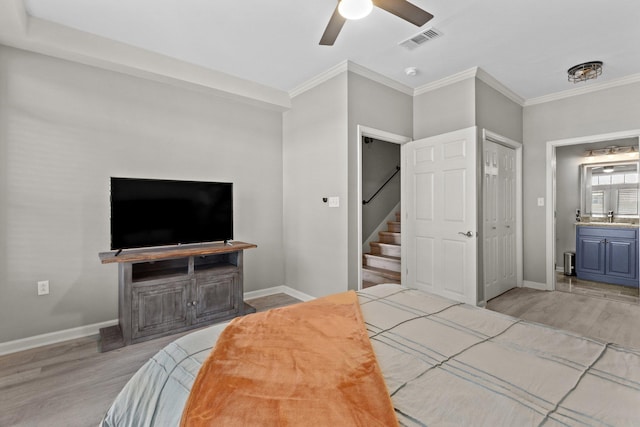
[[320, 0, 434, 46]]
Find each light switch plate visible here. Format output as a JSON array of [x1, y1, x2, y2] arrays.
[[328, 196, 339, 208], [537, 197, 544, 207]]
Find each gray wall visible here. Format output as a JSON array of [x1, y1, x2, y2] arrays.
[[555, 144, 584, 268], [0, 45, 285, 343], [347, 72, 412, 289], [413, 78, 475, 139], [282, 74, 349, 297], [523, 82, 640, 284], [361, 139, 400, 242], [283, 71, 412, 297], [475, 79, 523, 143]]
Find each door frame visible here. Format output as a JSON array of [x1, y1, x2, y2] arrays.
[[545, 129, 640, 290], [357, 125, 412, 290], [481, 130, 524, 304]]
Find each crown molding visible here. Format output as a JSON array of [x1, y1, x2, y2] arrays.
[[289, 60, 413, 98], [288, 61, 349, 98], [525, 72, 640, 106], [347, 61, 414, 95], [475, 68, 525, 106], [0, 1, 291, 112], [413, 67, 525, 106], [413, 67, 479, 96]]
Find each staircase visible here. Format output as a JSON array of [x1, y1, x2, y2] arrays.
[[362, 212, 401, 288]]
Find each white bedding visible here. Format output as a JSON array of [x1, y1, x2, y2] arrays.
[[102, 284, 640, 426]]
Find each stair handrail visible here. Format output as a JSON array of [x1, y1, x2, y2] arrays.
[[363, 165, 400, 205]]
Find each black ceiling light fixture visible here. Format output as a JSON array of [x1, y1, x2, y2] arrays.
[[567, 61, 603, 83]]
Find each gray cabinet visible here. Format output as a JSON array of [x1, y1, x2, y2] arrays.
[[99, 242, 257, 351], [131, 279, 190, 340], [576, 226, 638, 287]]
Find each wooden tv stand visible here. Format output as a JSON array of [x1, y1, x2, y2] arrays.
[[98, 241, 257, 352]]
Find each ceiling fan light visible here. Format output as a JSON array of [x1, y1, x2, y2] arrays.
[[338, 0, 373, 20]]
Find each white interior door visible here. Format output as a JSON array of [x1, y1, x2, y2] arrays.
[[403, 127, 478, 305], [483, 140, 517, 300]]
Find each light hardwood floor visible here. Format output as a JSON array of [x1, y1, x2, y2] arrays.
[[0, 293, 300, 427], [2, 288, 639, 426], [487, 287, 640, 350], [555, 271, 639, 304]]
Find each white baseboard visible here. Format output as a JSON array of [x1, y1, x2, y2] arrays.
[[522, 280, 549, 291], [244, 285, 315, 302], [0, 286, 315, 356], [0, 319, 119, 356]]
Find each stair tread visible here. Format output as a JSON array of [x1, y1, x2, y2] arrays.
[[371, 241, 401, 247], [364, 253, 400, 261], [362, 265, 401, 279], [379, 231, 400, 236], [362, 280, 379, 289]]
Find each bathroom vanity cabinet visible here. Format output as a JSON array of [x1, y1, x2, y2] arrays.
[[575, 225, 638, 287]]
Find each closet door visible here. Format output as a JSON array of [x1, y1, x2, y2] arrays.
[[484, 140, 517, 301]]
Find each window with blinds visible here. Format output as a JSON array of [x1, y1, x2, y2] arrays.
[[591, 191, 605, 214], [586, 166, 639, 217], [618, 188, 639, 215]]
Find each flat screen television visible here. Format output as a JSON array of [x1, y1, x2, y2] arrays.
[[110, 177, 233, 250]]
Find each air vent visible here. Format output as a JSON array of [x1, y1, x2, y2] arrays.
[[399, 28, 443, 50]]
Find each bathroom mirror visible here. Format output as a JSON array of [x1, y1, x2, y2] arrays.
[[579, 160, 640, 218]]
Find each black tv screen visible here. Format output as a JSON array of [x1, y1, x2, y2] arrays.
[[110, 177, 233, 250]]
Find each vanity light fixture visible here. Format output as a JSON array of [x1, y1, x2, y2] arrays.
[[583, 145, 638, 157], [602, 166, 615, 173], [568, 61, 603, 83]]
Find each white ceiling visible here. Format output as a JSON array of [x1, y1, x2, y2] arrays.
[[21, 0, 640, 101]]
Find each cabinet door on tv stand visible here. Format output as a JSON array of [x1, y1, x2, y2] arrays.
[[131, 279, 191, 340], [192, 271, 240, 325]]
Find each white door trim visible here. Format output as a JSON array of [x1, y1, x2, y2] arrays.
[[357, 125, 411, 290], [482, 130, 523, 297], [545, 129, 640, 291]]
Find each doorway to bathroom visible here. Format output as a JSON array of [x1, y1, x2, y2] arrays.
[[548, 131, 640, 302]]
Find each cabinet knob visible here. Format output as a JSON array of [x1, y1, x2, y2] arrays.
[[186, 301, 192, 307], [192, 301, 197, 306]]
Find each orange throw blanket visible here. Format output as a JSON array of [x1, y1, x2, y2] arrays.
[[180, 291, 398, 426]]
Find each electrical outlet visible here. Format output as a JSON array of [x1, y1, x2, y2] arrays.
[[37, 280, 49, 296]]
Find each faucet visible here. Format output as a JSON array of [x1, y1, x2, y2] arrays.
[[607, 210, 614, 223]]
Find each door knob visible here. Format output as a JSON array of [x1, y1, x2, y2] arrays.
[[458, 231, 474, 237]]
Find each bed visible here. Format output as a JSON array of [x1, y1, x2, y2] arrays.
[[101, 284, 640, 426]]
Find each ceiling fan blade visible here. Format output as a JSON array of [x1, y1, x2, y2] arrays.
[[373, 0, 434, 27], [319, 5, 347, 46]]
